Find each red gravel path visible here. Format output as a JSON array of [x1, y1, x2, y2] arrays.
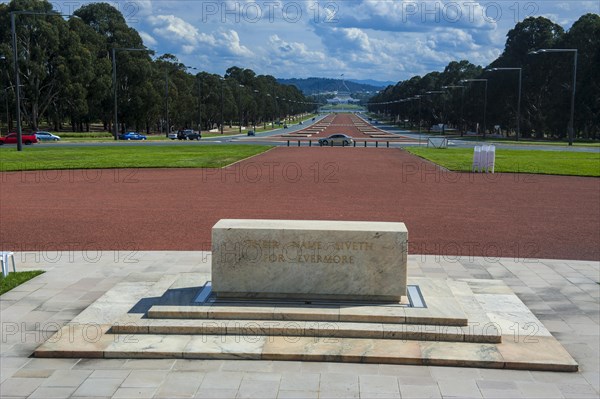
[[1, 145, 598, 261]]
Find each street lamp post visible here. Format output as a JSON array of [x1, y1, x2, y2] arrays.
[[425, 90, 446, 134], [252, 89, 260, 131], [442, 85, 465, 136], [460, 78, 488, 138], [112, 47, 148, 140], [408, 95, 423, 145], [11, 13, 23, 151], [275, 95, 280, 126], [181, 65, 199, 134], [266, 93, 272, 128], [11, 11, 80, 150], [238, 84, 245, 133], [487, 67, 522, 141], [164, 69, 169, 136], [219, 77, 224, 134], [0, 55, 7, 135], [196, 72, 202, 135], [529, 49, 577, 145]]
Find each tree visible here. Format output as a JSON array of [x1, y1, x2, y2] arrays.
[[563, 14, 600, 139], [0, 0, 82, 130]]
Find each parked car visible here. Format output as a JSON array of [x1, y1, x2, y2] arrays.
[[247, 130, 255, 136], [168, 132, 178, 140], [177, 129, 201, 140], [34, 131, 61, 141], [118, 132, 147, 140], [0, 132, 38, 145], [318, 134, 354, 147]]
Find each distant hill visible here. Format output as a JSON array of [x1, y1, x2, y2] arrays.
[[277, 77, 385, 95], [348, 79, 395, 87]]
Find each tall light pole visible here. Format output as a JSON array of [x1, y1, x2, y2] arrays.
[[487, 67, 522, 141], [182, 65, 199, 133], [409, 95, 423, 145], [442, 85, 465, 136], [0, 55, 7, 135], [266, 93, 272, 128], [461, 78, 488, 138], [197, 73, 202, 135], [529, 49, 577, 145], [219, 77, 224, 134], [253, 89, 260, 131], [112, 47, 148, 140], [164, 68, 169, 136], [425, 90, 446, 134], [238, 84, 244, 133], [11, 11, 79, 150]]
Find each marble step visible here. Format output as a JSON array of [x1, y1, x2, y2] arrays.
[[110, 315, 501, 343], [34, 325, 577, 372], [32, 274, 579, 372], [146, 304, 469, 327]]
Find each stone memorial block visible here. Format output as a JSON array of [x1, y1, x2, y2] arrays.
[[211, 219, 408, 301]]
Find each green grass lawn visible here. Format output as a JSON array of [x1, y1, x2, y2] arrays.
[[0, 145, 272, 171], [455, 137, 600, 147], [405, 147, 600, 177], [0, 271, 45, 295]]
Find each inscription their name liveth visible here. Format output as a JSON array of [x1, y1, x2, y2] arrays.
[[211, 219, 408, 302]]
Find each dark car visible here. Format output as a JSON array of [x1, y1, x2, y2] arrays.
[[119, 132, 147, 140], [318, 134, 354, 147], [247, 130, 255, 136], [177, 129, 201, 140]]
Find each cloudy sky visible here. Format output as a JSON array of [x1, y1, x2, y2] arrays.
[[76, 0, 600, 82]]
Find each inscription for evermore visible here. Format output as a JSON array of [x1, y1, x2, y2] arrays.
[[212, 219, 408, 302]]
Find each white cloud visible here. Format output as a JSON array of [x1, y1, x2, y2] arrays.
[[148, 15, 198, 44], [218, 30, 253, 57], [138, 31, 157, 47], [135, 1, 595, 81], [145, 14, 255, 66], [268, 35, 326, 61]]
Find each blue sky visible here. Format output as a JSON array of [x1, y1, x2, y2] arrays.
[[68, 1, 600, 81]]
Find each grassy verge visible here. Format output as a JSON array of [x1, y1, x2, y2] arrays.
[[405, 147, 600, 177], [0, 271, 45, 295], [56, 132, 114, 138], [456, 137, 600, 147], [202, 113, 319, 137], [0, 145, 272, 171]]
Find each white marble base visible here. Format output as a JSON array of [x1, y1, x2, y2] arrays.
[[211, 219, 408, 301]]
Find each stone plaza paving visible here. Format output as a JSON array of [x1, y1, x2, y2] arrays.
[[1, 251, 598, 398]]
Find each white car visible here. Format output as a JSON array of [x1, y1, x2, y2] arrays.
[[168, 132, 178, 140], [318, 134, 354, 146], [34, 131, 61, 141]]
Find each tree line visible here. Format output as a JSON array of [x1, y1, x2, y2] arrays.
[[0, 0, 315, 135], [368, 15, 600, 141]]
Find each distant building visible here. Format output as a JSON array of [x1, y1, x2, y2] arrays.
[[326, 91, 360, 104]]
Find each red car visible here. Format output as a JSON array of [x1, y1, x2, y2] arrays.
[[0, 133, 38, 145]]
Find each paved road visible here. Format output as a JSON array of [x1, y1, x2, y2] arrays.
[[5, 113, 595, 152], [373, 122, 600, 153]]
